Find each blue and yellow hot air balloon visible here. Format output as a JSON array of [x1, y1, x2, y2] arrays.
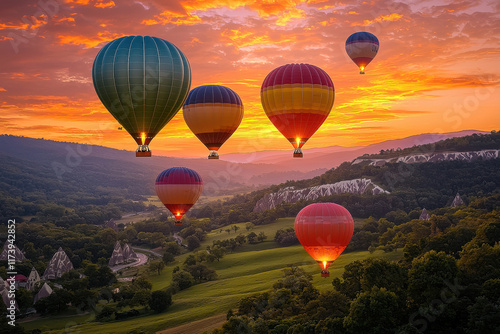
[[183, 85, 244, 159], [92, 36, 191, 157], [345, 32, 379, 74]]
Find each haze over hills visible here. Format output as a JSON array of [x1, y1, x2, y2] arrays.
[[0, 130, 487, 194], [221, 130, 488, 169]]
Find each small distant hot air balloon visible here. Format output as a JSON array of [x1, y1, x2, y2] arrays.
[[295, 203, 354, 277], [261, 63, 335, 158], [183, 85, 244, 159], [92, 36, 191, 157], [155, 167, 203, 225], [345, 32, 379, 74]]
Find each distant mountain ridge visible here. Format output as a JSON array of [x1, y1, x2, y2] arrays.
[[0, 130, 489, 194], [353, 149, 500, 166], [221, 130, 488, 166]]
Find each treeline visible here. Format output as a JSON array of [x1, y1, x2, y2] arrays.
[[191, 131, 500, 230], [191, 157, 499, 231], [1, 217, 178, 276], [209, 193, 500, 333], [0, 151, 152, 225]]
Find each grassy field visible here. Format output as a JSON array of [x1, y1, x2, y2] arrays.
[[22, 217, 401, 334], [114, 211, 156, 225]]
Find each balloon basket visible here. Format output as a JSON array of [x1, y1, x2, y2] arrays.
[[174, 222, 183, 226], [136, 151, 151, 157], [321, 271, 330, 278], [293, 148, 303, 158], [208, 151, 219, 159]]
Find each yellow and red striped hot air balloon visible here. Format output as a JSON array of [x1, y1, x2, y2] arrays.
[[155, 167, 203, 225], [260, 63, 335, 158], [183, 85, 244, 159]]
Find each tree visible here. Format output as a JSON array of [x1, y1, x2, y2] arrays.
[[162, 252, 175, 264], [132, 276, 152, 291], [96, 305, 114, 321], [131, 289, 151, 307], [247, 232, 257, 244], [83, 263, 116, 288], [221, 316, 251, 334], [149, 290, 172, 313], [225, 228, 231, 234], [360, 258, 407, 295], [15, 288, 33, 311], [332, 260, 364, 299], [33, 289, 72, 314], [245, 223, 254, 231], [232, 225, 240, 233], [257, 232, 267, 242], [466, 296, 500, 334], [172, 271, 194, 290], [305, 290, 349, 321], [235, 234, 246, 245], [149, 260, 165, 275], [184, 254, 197, 266], [163, 241, 182, 255], [186, 235, 201, 251], [458, 243, 500, 284], [23, 242, 39, 260], [184, 264, 217, 282], [208, 246, 225, 262], [344, 287, 402, 334], [408, 251, 459, 307]]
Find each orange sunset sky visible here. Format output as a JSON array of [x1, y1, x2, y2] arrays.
[[0, 0, 499, 157]]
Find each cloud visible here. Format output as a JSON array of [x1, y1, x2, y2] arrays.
[[351, 13, 405, 26], [0, 0, 498, 154], [142, 10, 202, 26], [57, 31, 125, 48]]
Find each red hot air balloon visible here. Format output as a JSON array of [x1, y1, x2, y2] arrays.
[[261, 63, 335, 158], [155, 167, 203, 225], [294, 203, 354, 277]]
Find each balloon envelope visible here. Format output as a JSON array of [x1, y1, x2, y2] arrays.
[[155, 167, 203, 224], [261, 63, 334, 157], [183, 85, 244, 159], [345, 32, 379, 74], [92, 36, 191, 156], [294, 203, 354, 276]]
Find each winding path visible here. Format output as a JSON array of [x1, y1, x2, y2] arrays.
[[132, 246, 162, 257], [110, 253, 148, 273]]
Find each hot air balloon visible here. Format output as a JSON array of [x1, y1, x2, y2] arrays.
[[261, 63, 334, 158], [155, 167, 203, 225], [183, 85, 244, 159], [92, 36, 191, 157], [294, 203, 354, 277], [345, 32, 379, 74]]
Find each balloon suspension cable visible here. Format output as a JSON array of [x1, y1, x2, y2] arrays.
[[136, 144, 150, 152], [293, 148, 303, 158], [208, 151, 219, 159]]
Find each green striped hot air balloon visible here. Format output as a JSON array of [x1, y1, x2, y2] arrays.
[[92, 36, 191, 157]]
